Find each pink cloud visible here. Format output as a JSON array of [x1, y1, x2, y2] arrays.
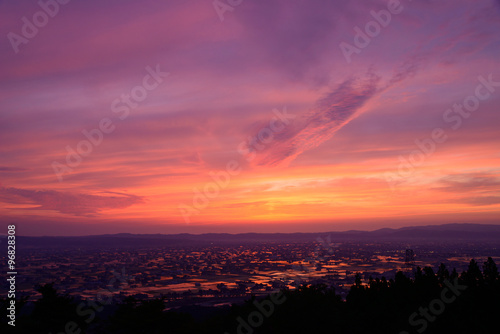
[[0, 186, 143, 216]]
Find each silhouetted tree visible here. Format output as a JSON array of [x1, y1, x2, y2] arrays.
[[437, 262, 450, 282], [462, 259, 483, 287], [483, 257, 499, 284], [26, 283, 87, 333]]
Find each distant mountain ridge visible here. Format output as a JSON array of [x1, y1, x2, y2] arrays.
[[8, 223, 500, 249]]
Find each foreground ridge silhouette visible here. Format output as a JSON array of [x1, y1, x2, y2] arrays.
[[2, 258, 498, 333]]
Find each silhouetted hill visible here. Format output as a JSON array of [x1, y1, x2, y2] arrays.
[[9, 223, 500, 249]]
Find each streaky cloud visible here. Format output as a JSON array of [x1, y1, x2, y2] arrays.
[[0, 186, 144, 216], [250, 60, 421, 167]]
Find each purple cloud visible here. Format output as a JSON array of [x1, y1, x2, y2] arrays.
[[457, 196, 500, 206], [249, 59, 420, 167], [0, 166, 28, 172], [436, 173, 500, 192], [0, 186, 143, 216]]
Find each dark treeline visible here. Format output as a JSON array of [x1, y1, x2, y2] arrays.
[[2, 258, 499, 333]]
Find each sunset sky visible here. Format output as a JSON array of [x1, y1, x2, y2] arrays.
[[1, 0, 500, 236]]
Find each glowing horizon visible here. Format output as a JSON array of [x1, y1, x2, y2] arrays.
[[1, 0, 500, 236]]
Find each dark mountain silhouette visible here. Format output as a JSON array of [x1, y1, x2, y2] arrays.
[[10, 223, 500, 249]]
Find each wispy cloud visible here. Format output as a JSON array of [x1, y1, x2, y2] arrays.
[[0, 166, 28, 172], [456, 196, 500, 206], [436, 173, 500, 192], [249, 72, 380, 167], [0, 0, 499, 233], [434, 173, 500, 207], [250, 60, 420, 167], [0, 186, 143, 216]]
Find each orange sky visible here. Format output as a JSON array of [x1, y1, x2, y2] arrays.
[[1, 0, 500, 235]]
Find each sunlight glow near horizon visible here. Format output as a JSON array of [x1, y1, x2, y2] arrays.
[[1, 0, 500, 236]]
